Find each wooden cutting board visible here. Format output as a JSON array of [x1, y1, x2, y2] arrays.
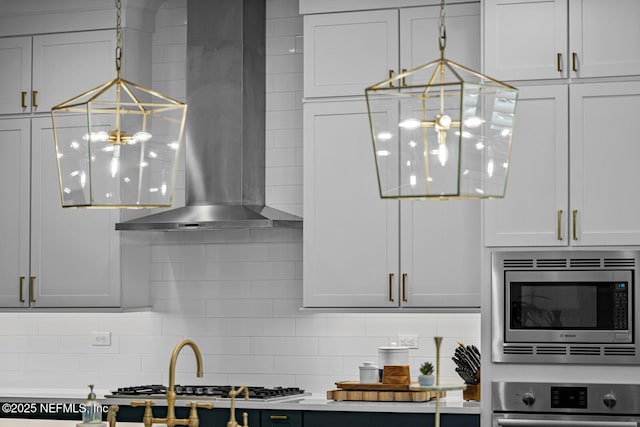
[[327, 381, 446, 402]]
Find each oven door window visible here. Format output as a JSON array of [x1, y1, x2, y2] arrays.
[[509, 281, 628, 330]]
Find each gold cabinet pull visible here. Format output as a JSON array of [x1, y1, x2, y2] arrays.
[[388, 273, 395, 302], [401, 273, 408, 302], [401, 68, 407, 87], [556, 53, 563, 72], [21, 91, 27, 108], [388, 70, 395, 88], [19, 276, 25, 302], [572, 52, 578, 72], [557, 209, 563, 240], [29, 276, 36, 303], [572, 209, 578, 240], [270, 415, 289, 420], [31, 90, 38, 108]]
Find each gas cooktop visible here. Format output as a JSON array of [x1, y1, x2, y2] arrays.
[[106, 385, 309, 401]]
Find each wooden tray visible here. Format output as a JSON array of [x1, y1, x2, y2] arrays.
[[327, 381, 446, 402], [335, 381, 410, 391]]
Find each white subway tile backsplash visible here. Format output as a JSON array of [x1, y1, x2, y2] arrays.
[[296, 318, 366, 337], [274, 356, 342, 375], [206, 300, 274, 318], [266, 53, 303, 74], [0, 0, 480, 395], [228, 318, 296, 337], [272, 72, 303, 92], [318, 337, 391, 357], [207, 355, 275, 374], [251, 337, 318, 355], [271, 17, 303, 37], [267, 0, 300, 19]]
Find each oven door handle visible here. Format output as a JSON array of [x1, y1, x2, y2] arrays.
[[497, 419, 638, 427]]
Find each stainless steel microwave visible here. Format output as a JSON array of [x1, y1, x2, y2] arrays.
[[492, 250, 640, 364]]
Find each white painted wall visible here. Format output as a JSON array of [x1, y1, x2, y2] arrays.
[[0, 0, 480, 396]]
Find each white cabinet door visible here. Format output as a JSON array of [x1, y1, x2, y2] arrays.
[[569, 0, 640, 78], [304, 10, 399, 98], [0, 37, 31, 114], [485, 0, 640, 81], [484, 85, 569, 246], [30, 117, 121, 307], [32, 30, 116, 112], [303, 100, 399, 308], [484, 0, 567, 80], [401, 199, 481, 308], [400, 2, 480, 86], [569, 81, 640, 246], [0, 118, 30, 307]]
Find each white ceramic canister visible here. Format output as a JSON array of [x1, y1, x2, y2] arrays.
[[377, 345, 410, 381], [378, 345, 410, 366], [359, 361, 379, 383]]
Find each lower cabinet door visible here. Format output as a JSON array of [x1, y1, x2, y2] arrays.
[[304, 411, 479, 427], [262, 410, 303, 427]]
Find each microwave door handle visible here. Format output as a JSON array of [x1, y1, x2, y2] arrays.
[[497, 419, 638, 427]]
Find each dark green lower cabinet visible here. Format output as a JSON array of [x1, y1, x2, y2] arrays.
[[304, 411, 479, 427], [114, 405, 261, 426], [262, 409, 303, 427]]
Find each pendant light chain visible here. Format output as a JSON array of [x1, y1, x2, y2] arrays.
[[439, 0, 447, 55], [115, 0, 122, 76]]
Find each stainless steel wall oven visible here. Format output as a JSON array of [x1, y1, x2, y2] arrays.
[[492, 250, 640, 364], [493, 381, 640, 427]]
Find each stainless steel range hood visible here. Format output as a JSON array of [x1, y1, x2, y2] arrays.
[[116, 0, 301, 231]]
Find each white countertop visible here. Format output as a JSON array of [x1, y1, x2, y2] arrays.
[[0, 388, 480, 415]]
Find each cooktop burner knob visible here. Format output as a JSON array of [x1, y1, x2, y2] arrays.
[[603, 393, 617, 408], [522, 392, 536, 406]]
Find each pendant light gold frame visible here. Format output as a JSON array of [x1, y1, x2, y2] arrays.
[[365, 1, 518, 200], [50, 0, 187, 208]]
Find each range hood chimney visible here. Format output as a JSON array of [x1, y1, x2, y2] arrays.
[[116, 0, 302, 230]]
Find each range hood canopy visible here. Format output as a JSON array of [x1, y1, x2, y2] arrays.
[[116, 0, 301, 230]]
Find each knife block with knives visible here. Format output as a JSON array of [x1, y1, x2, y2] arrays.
[[452, 342, 481, 401]]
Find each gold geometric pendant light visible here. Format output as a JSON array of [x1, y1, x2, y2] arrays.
[[51, 0, 187, 208], [366, 0, 518, 200]]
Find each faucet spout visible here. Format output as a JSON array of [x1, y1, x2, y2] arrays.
[[132, 339, 212, 427], [166, 339, 205, 426], [169, 339, 204, 392]]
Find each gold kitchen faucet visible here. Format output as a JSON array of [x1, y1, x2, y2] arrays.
[[131, 339, 214, 427]]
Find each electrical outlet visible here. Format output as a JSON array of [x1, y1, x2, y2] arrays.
[[91, 331, 111, 346], [398, 334, 419, 349]]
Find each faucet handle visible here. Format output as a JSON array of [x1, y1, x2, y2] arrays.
[[241, 411, 249, 427], [130, 400, 155, 407], [130, 400, 154, 427], [187, 401, 214, 427]]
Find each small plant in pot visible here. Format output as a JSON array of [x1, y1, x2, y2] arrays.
[[418, 361, 435, 386]]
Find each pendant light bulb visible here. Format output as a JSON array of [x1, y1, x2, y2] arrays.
[[437, 140, 448, 167]]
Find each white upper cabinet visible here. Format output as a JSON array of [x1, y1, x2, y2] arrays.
[[401, 200, 480, 308], [484, 85, 569, 246], [0, 37, 31, 115], [484, 0, 640, 81], [303, 100, 399, 308], [0, 118, 30, 307], [302, 2, 482, 310], [304, 3, 480, 98], [399, 3, 480, 86], [304, 10, 399, 98], [32, 30, 116, 112], [484, 82, 640, 247], [569, 81, 640, 246]]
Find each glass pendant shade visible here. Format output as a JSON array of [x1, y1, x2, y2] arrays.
[[51, 78, 187, 208], [366, 59, 518, 200]]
